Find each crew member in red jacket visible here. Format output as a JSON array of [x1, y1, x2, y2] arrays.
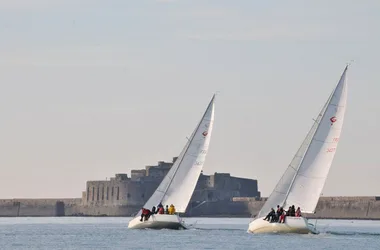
[[140, 208, 151, 222]]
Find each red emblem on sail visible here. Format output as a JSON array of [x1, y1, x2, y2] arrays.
[[330, 116, 337, 125], [202, 131, 208, 137]]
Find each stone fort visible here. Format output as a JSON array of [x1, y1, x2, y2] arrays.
[[81, 157, 261, 216]]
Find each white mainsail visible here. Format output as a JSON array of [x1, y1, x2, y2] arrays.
[[141, 95, 215, 213], [257, 66, 348, 218]]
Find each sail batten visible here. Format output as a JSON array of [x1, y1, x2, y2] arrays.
[[257, 66, 348, 218], [140, 95, 215, 214]]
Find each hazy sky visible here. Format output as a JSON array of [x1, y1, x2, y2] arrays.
[[1, 0, 379, 198]]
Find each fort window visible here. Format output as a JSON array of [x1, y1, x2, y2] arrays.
[[111, 187, 114, 197], [116, 187, 120, 200], [102, 186, 104, 200], [106, 186, 109, 200], [87, 187, 90, 201], [127, 193, 131, 198], [141, 193, 144, 198], [97, 187, 100, 201], [207, 192, 213, 200], [92, 187, 95, 201]]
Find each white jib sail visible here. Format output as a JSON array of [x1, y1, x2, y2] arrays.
[[141, 95, 215, 214], [257, 66, 348, 217]]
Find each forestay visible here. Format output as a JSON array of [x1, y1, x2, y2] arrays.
[[141, 95, 215, 214], [257, 66, 348, 217]]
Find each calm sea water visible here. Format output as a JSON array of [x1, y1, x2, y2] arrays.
[[1, 217, 380, 249]]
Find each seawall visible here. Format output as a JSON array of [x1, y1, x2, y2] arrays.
[[0, 199, 82, 217], [1, 196, 380, 219], [309, 196, 380, 219]]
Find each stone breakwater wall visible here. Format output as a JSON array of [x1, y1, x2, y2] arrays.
[[1, 196, 380, 219], [0, 198, 142, 217], [308, 196, 380, 219], [0, 199, 82, 217]]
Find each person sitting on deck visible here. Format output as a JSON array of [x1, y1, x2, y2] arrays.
[[151, 206, 156, 215], [158, 205, 164, 214], [140, 208, 151, 222], [172, 205, 176, 214], [295, 207, 301, 217], [279, 211, 286, 223], [168, 204, 176, 215], [157, 202, 163, 210], [278, 206, 284, 221], [276, 205, 281, 222], [165, 205, 169, 214], [263, 208, 275, 222], [290, 205, 296, 217]]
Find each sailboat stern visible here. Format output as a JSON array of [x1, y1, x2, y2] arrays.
[[128, 214, 186, 230], [248, 217, 317, 234]]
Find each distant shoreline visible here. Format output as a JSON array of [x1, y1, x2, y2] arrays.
[[1, 196, 380, 220], [1, 215, 380, 220]]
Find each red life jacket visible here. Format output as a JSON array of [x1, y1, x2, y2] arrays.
[[158, 207, 164, 214]]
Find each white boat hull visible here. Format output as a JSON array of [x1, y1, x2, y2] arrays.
[[248, 216, 319, 234], [128, 214, 186, 230]]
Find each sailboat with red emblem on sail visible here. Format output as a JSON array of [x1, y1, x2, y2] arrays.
[[128, 94, 215, 230], [248, 65, 349, 234]]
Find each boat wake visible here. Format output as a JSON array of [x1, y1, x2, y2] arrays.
[[324, 231, 380, 236], [189, 227, 244, 232]]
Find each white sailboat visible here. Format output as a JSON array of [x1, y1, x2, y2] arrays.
[[248, 66, 349, 234], [128, 95, 215, 229]]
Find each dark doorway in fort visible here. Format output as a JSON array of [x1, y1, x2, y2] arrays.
[[55, 201, 65, 216], [207, 192, 214, 200]]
